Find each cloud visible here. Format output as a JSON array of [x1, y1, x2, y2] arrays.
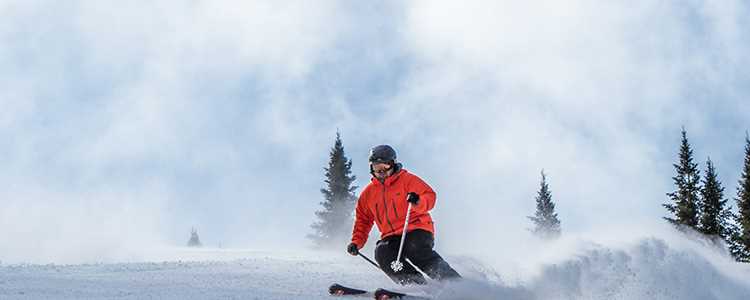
[[388, 0, 750, 250], [1, 1, 749, 263], [0, 0, 354, 263]]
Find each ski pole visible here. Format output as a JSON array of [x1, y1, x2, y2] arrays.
[[391, 201, 413, 272], [358, 252, 380, 269], [357, 252, 396, 282], [405, 257, 429, 279]]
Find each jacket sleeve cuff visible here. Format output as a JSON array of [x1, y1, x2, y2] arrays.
[[352, 238, 366, 249]]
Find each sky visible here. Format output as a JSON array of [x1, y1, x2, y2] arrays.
[[1, 0, 749, 264]]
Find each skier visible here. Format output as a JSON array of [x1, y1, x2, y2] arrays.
[[346, 145, 461, 285]]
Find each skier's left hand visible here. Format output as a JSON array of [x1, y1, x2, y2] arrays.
[[347, 243, 359, 256], [406, 192, 419, 205]]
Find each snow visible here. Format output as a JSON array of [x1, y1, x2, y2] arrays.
[[0, 250, 392, 300], [1, 237, 749, 299]]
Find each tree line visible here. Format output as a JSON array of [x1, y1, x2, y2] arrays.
[[663, 128, 750, 262], [309, 129, 750, 263]]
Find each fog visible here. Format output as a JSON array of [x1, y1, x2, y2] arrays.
[[1, 0, 749, 265]]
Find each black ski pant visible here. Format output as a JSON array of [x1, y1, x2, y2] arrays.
[[374, 229, 461, 285]]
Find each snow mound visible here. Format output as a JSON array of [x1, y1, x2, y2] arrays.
[[438, 237, 750, 300], [528, 238, 747, 299]]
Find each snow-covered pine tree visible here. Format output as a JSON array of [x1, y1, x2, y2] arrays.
[[664, 128, 701, 229], [731, 133, 750, 262], [309, 132, 358, 249], [187, 228, 202, 247], [698, 157, 734, 243], [528, 170, 561, 240]]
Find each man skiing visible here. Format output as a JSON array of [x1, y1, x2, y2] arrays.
[[346, 145, 460, 285]]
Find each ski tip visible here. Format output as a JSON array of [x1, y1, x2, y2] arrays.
[[374, 288, 405, 300], [329, 283, 346, 296], [374, 288, 430, 300], [329, 283, 368, 296], [329, 284, 341, 291]]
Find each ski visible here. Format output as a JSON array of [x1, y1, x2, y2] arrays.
[[329, 283, 368, 296], [329, 284, 430, 299], [374, 288, 430, 300]]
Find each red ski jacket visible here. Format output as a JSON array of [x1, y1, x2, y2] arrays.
[[350, 169, 436, 249]]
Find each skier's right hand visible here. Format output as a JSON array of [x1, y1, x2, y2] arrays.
[[347, 243, 359, 256]]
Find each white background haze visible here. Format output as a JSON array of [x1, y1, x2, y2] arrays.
[[1, 1, 749, 290]]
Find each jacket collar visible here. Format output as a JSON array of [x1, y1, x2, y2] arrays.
[[372, 168, 406, 187]]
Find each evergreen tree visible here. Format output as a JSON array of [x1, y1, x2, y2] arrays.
[[528, 170, 561, 240], [664, 128, 701, 229], [731, 133, 750, 262], [187, 228, 202, 247], [309, 132, 358, 249], [697, 157, 733, 241]]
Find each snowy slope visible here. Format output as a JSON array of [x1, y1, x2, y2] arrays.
[[1, 237, 749, 300], [0, 250, 390, 300]]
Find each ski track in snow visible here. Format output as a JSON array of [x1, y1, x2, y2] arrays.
[[1, 238, 750, 300]]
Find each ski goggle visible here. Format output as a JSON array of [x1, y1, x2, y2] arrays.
[[371, 162, 392, 173]]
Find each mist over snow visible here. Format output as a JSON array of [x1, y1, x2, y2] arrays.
[[1, 229, 748, 299], [1, 0, 750, 299]]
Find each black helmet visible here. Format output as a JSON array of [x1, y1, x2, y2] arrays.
[[369, 145, 397, 164]]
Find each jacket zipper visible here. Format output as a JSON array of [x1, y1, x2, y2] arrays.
[[383, 184, 395, 234], [392, 202, 400, 220], [375, 203, 382, 225]]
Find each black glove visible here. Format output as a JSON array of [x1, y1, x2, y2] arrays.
[[347, 243, 359, 256], [406, 192, 419, 205]]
